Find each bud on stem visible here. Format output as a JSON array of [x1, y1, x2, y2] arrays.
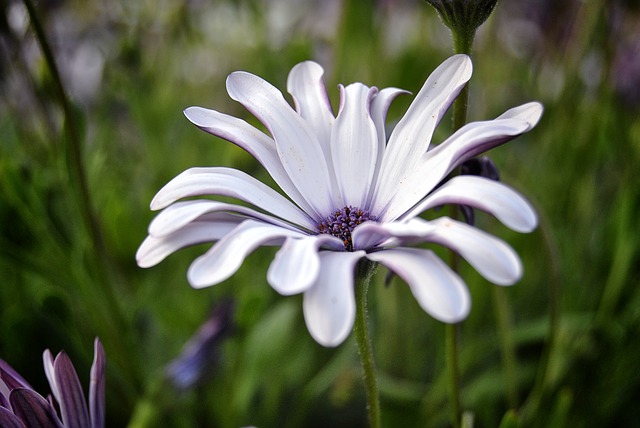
[[424, 0, 498, 54]]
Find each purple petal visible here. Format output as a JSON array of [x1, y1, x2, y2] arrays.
[[331, 83, 379, 207], [226, 71, 335, 217], [302, 251, 365, 347], [366, 248, 470, 323], [41, 351, 59, 406], [0, 406, 26, 428], [267, 235, 343, 296], [53, 352, 90, 428], [401, 175, 538, 232], [150, 167, 316, 229], [0, 361, 33, 392], [372, 55, 472, 215], [89, 339, 105, 428], [183, 107, 317, 216], [9, 388, 63, 428], [187, 220, 306, 288]]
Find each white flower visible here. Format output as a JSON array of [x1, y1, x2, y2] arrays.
[[137, 55, 542, 347]]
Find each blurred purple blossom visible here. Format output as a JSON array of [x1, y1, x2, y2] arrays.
[[0, 338, 105, 428], [165, 299, 235, 391]]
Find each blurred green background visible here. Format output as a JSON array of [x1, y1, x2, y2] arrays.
[[1, 0, 639, 426]]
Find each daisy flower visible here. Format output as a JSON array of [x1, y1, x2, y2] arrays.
[[136, 55, 542, 347]]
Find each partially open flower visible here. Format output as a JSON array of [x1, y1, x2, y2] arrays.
[[0, 338, 106, 428]]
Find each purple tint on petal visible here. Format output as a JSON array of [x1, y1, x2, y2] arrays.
[[137, 219, 243, 269], [0, 394, 8, 410], [0, 360, 33, 391], [53, 353, 90, 428], [9, 388, 63, 428], [42, 350, 59, 404], [0, 406, 26, 428], [380, 102, 543, 221], [89, 339, 105, 428], [149, 167, 316, 229]]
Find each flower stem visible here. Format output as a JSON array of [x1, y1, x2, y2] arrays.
[[354, 260, 380, 428], [445, 23, 474, 428], [22, 0, 104, 255], [492, 286, 519, 409], [451, 29, 473, 131], [445, 323, 462, 428], [22, 0, 140, 389]]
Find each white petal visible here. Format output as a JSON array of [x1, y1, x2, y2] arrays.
[[267, 234, 343, 296], [366, 248, 470, 323], [226, 71, 335, 217], [496, 101, 544, 125], [425, 218, 523, 285], [302, 251, 365, 347], [287, 61, 335, 151], [183, 107, 316, 215], [137, 219, 240, 268], [150, 167, 315, 230], [330, 83, 379, 207], [187, 220, 305, 288], [355, 218, 523, 285], [351, 220, 398, 251], [372, 55, 472, 215], [369, 87, 409, 186], [401, 175, 538, 232], [148, 200, 301, 237], [380, 102, 544, 221]]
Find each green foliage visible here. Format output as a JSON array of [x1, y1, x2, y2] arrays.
[[1, 0, 639, 426]]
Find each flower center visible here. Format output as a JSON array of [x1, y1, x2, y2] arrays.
[[316, 206, 377, 251]]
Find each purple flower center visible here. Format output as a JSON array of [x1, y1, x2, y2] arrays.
[[316, 206, 377, 251]]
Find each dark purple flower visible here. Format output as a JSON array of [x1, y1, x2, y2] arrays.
[[0, 338, 105, 428]]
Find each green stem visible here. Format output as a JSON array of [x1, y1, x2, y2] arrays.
[[444, 26, 474, 428], [445, 323, 461, 428], [451, 28, 473, 131], [22, 0, 140, 389], [492, 286, 519, 409], [354, 260, 380, 428], [520, 214, 561, 422]]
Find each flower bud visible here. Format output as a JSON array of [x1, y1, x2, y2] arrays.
[[424, 0, 498, 38], [459, 156, 500, 225]]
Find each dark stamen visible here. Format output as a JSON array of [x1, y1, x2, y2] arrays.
[[316, 206, 377, 251]]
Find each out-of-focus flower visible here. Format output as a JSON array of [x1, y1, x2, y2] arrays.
[[425, 0, 498, 36], [137, 55, 542, 347], [0, 338, 106, 428], [165, 299, 235, 390]]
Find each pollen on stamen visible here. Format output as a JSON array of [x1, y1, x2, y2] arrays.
[[316, 206, 377, 251]]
